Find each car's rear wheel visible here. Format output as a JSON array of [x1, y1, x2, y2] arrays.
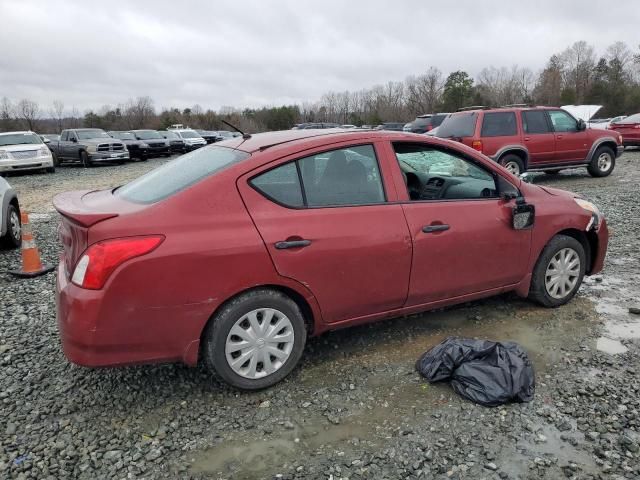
[[528, 235, 586, 307], [2, 203, 21, 249], [499, 154, 524, 175], [587, 146, 615, 177], [203, 289, 307, 390], [80, 151, 92, 168]]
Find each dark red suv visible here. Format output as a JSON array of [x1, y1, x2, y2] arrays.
[[55, 129, 608, 390], [436, 106, 624, 176]]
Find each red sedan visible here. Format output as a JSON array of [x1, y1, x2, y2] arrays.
[[608, 113, 640, 147], [54, 129, 608, 390]]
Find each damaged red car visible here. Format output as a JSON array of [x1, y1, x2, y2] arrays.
[[54, 129, 608, 390]]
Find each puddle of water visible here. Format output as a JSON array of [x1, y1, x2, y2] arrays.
[[596, 337, 628, 355], [190, 415, 371, 478]]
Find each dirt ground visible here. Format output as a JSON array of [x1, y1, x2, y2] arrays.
[[1, 150, 639, 479]]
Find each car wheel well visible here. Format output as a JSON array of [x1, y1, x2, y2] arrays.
[[592, 141, 617, 161], [498, 149, 528, 170], [555, 228, 596, 273], [200, 285, 315, 345]]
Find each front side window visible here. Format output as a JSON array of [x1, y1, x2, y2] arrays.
[[395, 143, 497, 201], [251, 145, 386, 208], [522, 111, 551, 134], [116, 145, 249, 203], [480, 112, 517, 137], [548, 110, 578, 132]]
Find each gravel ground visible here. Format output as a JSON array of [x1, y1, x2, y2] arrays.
[[1, 151, 640, 480]]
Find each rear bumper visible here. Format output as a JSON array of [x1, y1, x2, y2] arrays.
[[56, 261, 205, 367], [0, 156, 54, 172]]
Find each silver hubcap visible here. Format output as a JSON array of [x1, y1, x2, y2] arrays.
[[545, 248, 580, 299], [505, 161, 521, 175], [9, 210, 20, 240], [225, 308, 295, 379], [597, 153, 612, 172]]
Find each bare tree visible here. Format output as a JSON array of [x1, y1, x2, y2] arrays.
[[405, 67, 444, 114], [0, 97, 14, 132], [17, 99, 39, 131], [51, 100, 65, 131], [123, 96, 155, 129], [560, 41, 596, 103]]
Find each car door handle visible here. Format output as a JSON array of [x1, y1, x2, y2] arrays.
[[422, 224, 450, 233], [274, 239, 312, 249], [556, 135, 563, 139], [524, 137, 530, 141]]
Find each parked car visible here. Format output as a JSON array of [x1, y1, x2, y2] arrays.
[[0, 131, 55, 174], [167, 128, 207, 151], [49, 129, 129, 167], [588, 116, 626, 130], [54, 129, 608, 390], [376, 122, 406, 131], [130, 130, 170, 157], [404, 113, 450, 133], [159, 130, 186, 153], [108, 131, 150, 160], [196, 130, 218, 144], [608, 113, 640, 147], [215, 130, 236, 142], [435, 106, 623, 176], [0, 176, 20, 248]]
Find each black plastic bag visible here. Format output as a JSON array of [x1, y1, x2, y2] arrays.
[[416, 337, 535, 407]]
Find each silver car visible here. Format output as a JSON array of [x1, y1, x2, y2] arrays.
[[0, 176, 21, 248], [0, 131, 55, 174]]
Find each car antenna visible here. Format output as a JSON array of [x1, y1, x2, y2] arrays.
[[221, 120, 251, 140]]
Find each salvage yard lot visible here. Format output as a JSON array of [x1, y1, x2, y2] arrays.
[[1, 151, 640, 479]]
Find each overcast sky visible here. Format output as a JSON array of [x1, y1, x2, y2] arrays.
[[0, 0, 638, 113]]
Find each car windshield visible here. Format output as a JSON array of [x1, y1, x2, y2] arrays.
[[0, 133, 43, 146], [77, 129, 110, 140], [116, 145, 250, 203], [112, 132, 136, 140], [178, 130, 200, 139], [436, 112, 478, 138], [135, 130, 163, 140], [162, 131, 179, 139], [217, 131, 233, 138]]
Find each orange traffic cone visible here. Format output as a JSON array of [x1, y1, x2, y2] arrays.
[[9, 212, 54, 278]]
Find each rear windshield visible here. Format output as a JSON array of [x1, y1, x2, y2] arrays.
[[115, 146, 250, 203], [436, 112, 478, 138], [412, 116, 433, 127], [620, 113, 640, 123], [430, 114, 449, 128]]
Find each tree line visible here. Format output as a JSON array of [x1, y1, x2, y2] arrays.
[[1, 40, 639, 134]]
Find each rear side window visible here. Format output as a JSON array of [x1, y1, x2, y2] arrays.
[[116, 146, 249, 203], [251, 145, 385, 208], [436, 112, 478, 138], [251, 162, 304, 207], [480, 112, 517, 137], [522, 111, 552, 134]]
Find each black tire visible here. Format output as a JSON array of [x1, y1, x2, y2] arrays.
[[587, 146, 615, 177], [528, 235, 586, 308], [80, 150, 92, 168], [51, 151, 59, 167], [45, 166, 55, 173], [2, 203, 21, 249], [499, 154, 525, 175], [202, 289, 307, 390], [543, 169, 562, 175]]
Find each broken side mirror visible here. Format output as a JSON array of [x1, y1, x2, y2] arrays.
[[513, 202, 535, 230]]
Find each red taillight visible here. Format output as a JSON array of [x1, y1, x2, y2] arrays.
[[72, 235, 164, 290], [634, 125, 640, 129], [471, 140, 483, 152]]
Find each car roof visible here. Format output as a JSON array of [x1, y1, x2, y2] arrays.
[[220, 129, 434, 154]]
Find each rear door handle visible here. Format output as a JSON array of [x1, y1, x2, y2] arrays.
[[275, 239, 311, 249], [422, 224, 450, 233]]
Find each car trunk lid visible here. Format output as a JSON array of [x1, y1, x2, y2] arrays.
[[53, 189, 141, 277]]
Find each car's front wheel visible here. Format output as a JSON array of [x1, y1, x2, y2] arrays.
[[528, 235, 586, 307], [587, 146, 615, 177], [203, 289, 307, 390], [2, 203, 21, 249], [80, 151, 92, 168]]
